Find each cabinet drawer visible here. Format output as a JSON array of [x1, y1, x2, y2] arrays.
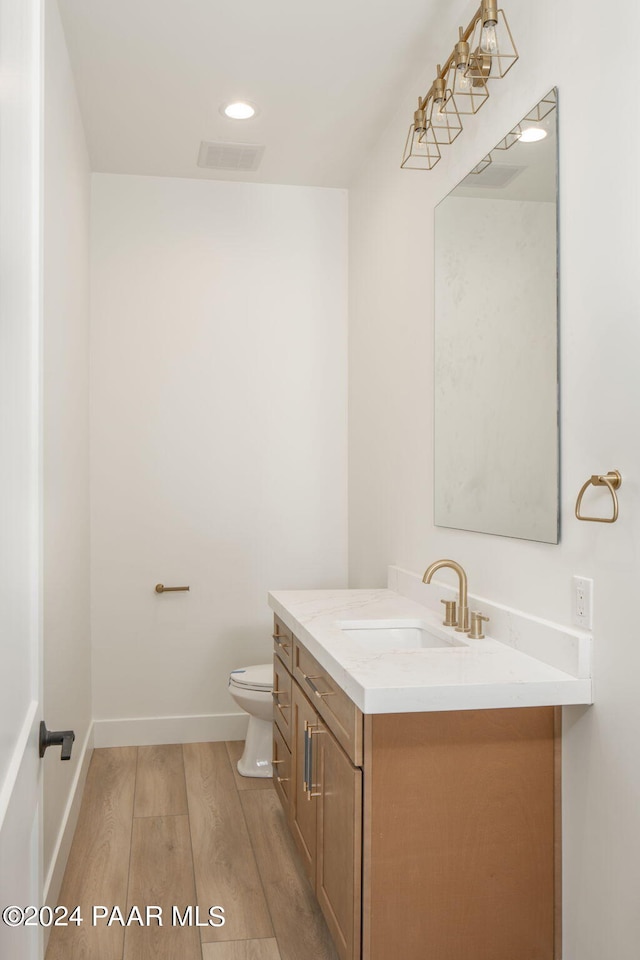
[[272, 614, 293, 671], [294, 640, 363, 767], [273, 653, 293, 748], [272, 721, 292, 813]]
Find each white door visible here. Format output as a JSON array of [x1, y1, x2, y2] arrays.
[[0, 1, 44, 958]]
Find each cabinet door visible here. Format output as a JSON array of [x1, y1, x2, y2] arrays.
[[316, 720, 362, 960], [273, 653, 293, 748], [272, 720, 292, 813], [290, 682, 318, 883]]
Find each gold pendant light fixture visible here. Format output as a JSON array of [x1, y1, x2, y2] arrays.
[[401, 1, 518, 171], [401, 103, 441, 170]]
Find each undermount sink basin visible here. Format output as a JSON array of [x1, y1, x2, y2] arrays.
[[336, 619, 465, 652]]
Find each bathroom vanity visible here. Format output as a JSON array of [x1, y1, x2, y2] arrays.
[[269, 576, 592, 960]]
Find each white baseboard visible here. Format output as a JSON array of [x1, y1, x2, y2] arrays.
[[93, 712, 249, 748], [43, 721, 94, 908], [42, 710, 248, 944]]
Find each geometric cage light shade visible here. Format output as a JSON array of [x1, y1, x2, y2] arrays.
[[523, 87, 556, 122], [443, 59, 489, 116], [428, 78, 463, 145], [400, 2, 518, 170], [468, 2, 518, 81], [490, 88, 557, 151], [443, 28, 489, 116], [401, 106, 441, 170], [469, 152, 492, 174], [492, 123, 521, 151]]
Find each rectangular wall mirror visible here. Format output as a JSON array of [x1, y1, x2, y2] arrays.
[[434, 88, 559, 543]]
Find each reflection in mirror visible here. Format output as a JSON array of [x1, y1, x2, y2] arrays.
[[434, 88, 558, 543]]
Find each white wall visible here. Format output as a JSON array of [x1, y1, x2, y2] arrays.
[[90, 174, 347, 742], [42, 0, 92, 901], [348, 0, 640, 957]]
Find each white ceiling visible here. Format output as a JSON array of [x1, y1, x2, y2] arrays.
[[57, 0, 438, 188]]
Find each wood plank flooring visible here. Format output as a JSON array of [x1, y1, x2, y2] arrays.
[[46, 741, 339, 960], [183, 742, 273, 943]]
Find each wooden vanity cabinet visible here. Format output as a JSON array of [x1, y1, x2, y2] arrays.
[[290, 681, 319, 883], [272, 619, 557, 960], [315, 714, 362, 960], [362, 707, 557, 960], [274, 635, 362, 960], [288, 678, 362, 960]]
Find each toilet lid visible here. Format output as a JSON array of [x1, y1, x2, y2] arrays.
[[229, 663, 273, 691]]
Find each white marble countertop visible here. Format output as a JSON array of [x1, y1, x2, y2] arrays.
[[268, 585, 593, 714]]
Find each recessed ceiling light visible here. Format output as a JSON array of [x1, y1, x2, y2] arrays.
[[518, 127, 547, 143], [221, 101, 257, 120]]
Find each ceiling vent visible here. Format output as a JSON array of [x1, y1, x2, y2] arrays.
[[197, 140, 265, 172], [463, 164, 524, 188]]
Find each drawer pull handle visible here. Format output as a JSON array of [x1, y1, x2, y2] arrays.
[[277, 776, 290, 784], [272, 758, 285, 765], [272, 693, 290, 720], [272, 634, 291, 650], [304, 722, 325, 801], [303, 723, 311, 791], [271, 691, 289, 706], [304, 674, 335, 699]]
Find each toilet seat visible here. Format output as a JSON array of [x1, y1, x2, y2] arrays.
[[229, 663, 273, 692]]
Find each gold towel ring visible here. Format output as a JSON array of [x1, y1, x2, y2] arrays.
[[575, 470, 622, 523]]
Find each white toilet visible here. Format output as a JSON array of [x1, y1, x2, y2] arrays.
[[228, 664, 274, 778]]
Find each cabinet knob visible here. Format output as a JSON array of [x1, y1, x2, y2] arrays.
[[440, 598, 457, 627], [469, 612, 489, 639]]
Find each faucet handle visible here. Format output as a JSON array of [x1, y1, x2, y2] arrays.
[[469, 611, 489, 639], [440, 599, 457, 627]]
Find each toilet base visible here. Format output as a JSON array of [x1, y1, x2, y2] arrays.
[[237, 715, 273, 778]]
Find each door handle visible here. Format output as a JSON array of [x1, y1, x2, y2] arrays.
[[39, 722, 75, 761]]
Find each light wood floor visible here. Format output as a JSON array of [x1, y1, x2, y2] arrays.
[[46, 741, 339, 960]]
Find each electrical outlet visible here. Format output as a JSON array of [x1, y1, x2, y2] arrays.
[[573, 576, 593, 629]]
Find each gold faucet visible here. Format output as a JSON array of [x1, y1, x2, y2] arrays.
[[422, 559, 470, 633]]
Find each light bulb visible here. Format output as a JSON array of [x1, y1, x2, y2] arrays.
[[434, 100, 445, 124], [457, 65, 471, 91], [480, 21, 498, 55]]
